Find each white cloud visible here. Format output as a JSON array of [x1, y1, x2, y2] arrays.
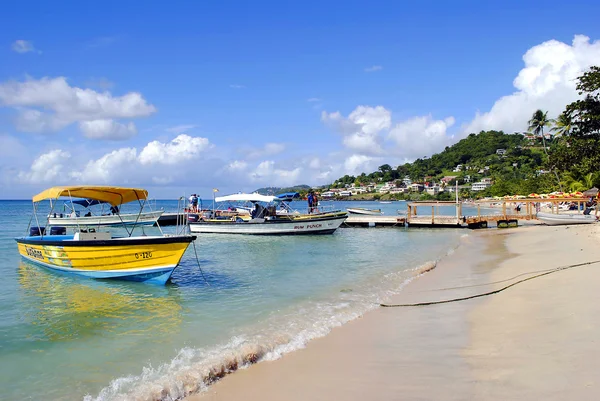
[[250, 160, 301, 186], [463, 35, 600, 135], [307, 97, 321, 102], [0, 76, 156, 136], [17, 149, 71, 184], [138, 134, 211, 165], [322, 105, 391, 155], [244, 142, 286, 159], [227, 160, 248, 171], [79, 119, 137, 140], [166, 124, 197, 134], [364, 65, 383, 72], [344, 154, 376, 175], [388, 115, 455, 159], [74, 148, 138, 183], [229, 84, 245, 89], [18, 134, 215, 186], [11, 40, 38, 54]]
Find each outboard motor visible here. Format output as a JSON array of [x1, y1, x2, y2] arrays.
[[29, 226, 46, 236], [50, 226, 67, 235], [188, 214, 199, 223]]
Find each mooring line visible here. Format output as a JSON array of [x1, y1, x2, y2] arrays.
[[380, 260, 600, 307]]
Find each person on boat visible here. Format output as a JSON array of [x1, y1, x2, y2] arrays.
[[307, 191, 314, 214], [312, 191, 320, 213], [110, 205, 119, 215], [190, 194, 199, 212]]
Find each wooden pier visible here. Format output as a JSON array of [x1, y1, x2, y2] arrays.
[[342, 215, 406, 228]]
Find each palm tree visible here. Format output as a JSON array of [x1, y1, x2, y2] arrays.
[[528, 109, 553, 154], [528, 109, 562, 191], [551, 112, 572, 139]]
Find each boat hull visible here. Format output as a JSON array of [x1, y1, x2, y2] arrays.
[[15, 235, 195, 284], [536, 212, 597, 226], [189, 213, 347, 235], [347, 208, 382, 215], [47, 210, 164, 227]]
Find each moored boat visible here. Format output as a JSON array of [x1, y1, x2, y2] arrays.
[[347, 207, 383, 215], [188, 193, 348, 235], [536, 211, 597, 226], [47, 197, 163, 228], [15, 186, 196, 284]]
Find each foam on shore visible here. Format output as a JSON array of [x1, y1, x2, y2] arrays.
[[85, 237, 469, 401]]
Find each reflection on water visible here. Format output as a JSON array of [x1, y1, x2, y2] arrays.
[[18, 261, 183, 342]]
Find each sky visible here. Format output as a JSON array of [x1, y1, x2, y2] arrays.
[[1, 0, 600, 199]]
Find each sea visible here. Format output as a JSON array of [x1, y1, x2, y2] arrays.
[[0, 199, 476, 400]]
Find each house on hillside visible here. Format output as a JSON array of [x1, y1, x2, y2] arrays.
[[441, 176, 455, 185], [496, 149, 506, 155], [453, 164, 463, 172], [410, 183, 424, 192], [378, 182, 396, 193], [426, 185, 441, 196], [472, 178, 493, 191]]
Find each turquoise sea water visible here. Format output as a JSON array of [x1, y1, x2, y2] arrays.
[[0, 199, 469, 400]]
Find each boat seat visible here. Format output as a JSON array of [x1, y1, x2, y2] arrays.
[[49, 226, 67, 235], [73, 231, 112, 241]]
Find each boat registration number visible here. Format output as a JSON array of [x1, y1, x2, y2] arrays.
[[135, 251, 153, 259], [25, 246, 44, 260]]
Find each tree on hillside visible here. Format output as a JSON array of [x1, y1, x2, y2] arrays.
[[550, 65, 600, 189], [528, 109, 553, 154], [550, 112, 572, 138]]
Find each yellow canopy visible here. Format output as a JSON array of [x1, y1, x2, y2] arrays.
[[32, 186, 148, 206]]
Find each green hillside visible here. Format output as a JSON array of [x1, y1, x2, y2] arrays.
[[332, 130, 556, 197], [254, 185, 311, 195]]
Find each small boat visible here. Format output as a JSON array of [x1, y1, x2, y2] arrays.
[[347, 207, 383, 215], [47, 198, 163, 228], [379, 201, 392, 204], [188, 193, 348, 235], [15, 186, 196, 284], [536, 211, 597, 226]]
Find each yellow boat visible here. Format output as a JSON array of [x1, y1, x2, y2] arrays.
[[15, 186, 196, 284]]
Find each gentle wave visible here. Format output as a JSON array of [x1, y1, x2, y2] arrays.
[[85, 241, 466, 401]]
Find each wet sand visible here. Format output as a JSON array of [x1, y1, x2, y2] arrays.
[[186, 223, 600, 401]]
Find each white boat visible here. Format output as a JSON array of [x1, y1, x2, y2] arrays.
[[48, 210, 163, 227], [536, 212, 597, 226], [47, 198, 163, 227], [188, 193, 348, 235], [347, 207, 383, 216]]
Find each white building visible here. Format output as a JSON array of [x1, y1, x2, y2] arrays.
[[426, 186, 441, 195], [410, 183, 424, 192], [471, 181, 492, 191], [378, 182, 396, 193]]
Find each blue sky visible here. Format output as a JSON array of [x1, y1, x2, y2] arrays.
[[1, 0, 600, 199]]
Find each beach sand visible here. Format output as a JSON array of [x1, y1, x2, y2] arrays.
[[186, 223, 600, 401]]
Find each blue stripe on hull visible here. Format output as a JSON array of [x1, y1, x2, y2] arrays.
[[20, 255, 176, 285]]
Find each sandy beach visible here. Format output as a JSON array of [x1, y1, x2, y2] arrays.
[[186, 222, 600, 401]]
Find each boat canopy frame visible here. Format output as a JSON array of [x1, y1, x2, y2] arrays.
[[27, 186, 162, 238]]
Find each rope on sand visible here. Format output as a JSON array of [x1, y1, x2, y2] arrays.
[[380, 260, 600, 307]]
